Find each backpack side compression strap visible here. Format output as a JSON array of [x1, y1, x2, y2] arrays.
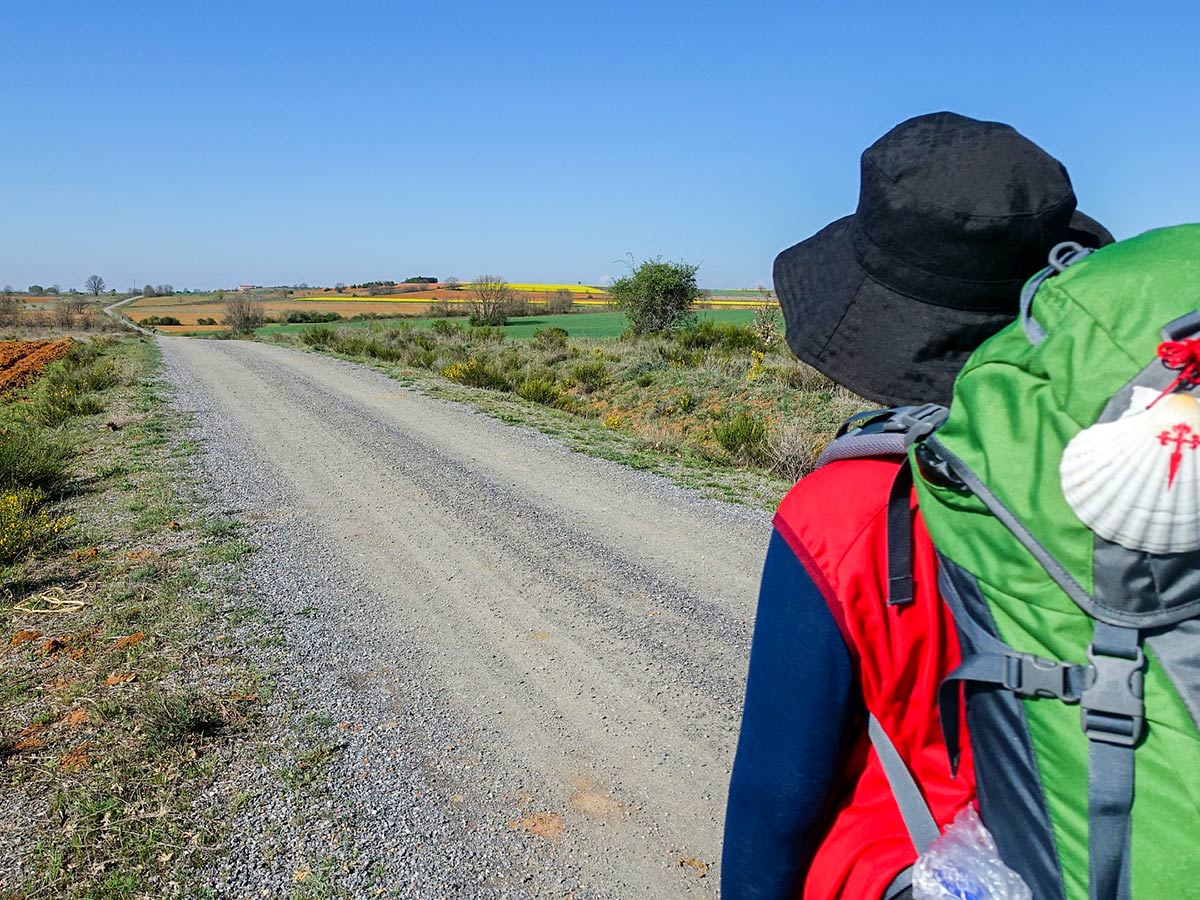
[[868, 713, 940, 854]]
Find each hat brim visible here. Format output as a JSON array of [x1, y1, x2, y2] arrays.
[[774, 210, 1113, 406], [775, 216, 1018, 406], [1065, 209, 1115, 248]]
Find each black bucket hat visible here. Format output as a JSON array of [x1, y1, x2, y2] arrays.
[[774, 112, 1113, 406]]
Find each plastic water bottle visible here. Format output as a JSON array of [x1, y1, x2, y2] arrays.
[[912, 806, 1032, 900]]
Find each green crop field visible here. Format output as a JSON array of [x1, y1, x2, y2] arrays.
[[257, 308, 761, 340]]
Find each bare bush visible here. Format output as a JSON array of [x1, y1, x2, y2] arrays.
[[504, 294, 532, 318], [769, 386, 871, 482], [429, 298, 470, 318], [469, 275, 515, 326], [546, 289, 574, 315], [54, 303, 76, 330], [222, 294, 266, 333], [66, 293, 88, 315], [0, 287, 19, 326]]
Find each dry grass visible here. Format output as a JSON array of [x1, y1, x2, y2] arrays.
[[277, 318, 875, 486]]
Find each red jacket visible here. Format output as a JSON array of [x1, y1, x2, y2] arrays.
[[773, 457, 976, 899]]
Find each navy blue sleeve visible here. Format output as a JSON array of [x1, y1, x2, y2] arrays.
[[721, 529, 858, 899]]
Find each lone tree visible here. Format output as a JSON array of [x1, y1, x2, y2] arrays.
[[608, 256, 703, 334], [468, 275, 516, 326], [223, 293, 266, 334], [85, 274, 105, 296]]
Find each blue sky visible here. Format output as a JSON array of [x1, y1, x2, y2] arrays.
[[2, 1, 1197, 290]]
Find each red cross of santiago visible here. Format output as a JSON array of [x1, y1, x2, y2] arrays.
[[1158, 422, 1200, 488]]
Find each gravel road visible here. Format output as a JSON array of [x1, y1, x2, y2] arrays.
[[162, 337, 771, 898]]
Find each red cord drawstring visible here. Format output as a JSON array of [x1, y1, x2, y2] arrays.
[[1149, 338, 1200, 407]]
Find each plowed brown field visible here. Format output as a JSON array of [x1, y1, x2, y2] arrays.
[[0, 339, 72, 394]]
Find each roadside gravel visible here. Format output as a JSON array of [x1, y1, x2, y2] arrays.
[[162, 337, 772, 897]]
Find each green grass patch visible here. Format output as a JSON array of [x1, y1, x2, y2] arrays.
[[257, 308, 759, 340]]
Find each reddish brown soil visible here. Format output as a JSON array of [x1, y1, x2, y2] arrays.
[[0, 339, 73, 394]]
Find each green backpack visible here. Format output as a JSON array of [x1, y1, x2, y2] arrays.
[[911, 223, 1200, 900]]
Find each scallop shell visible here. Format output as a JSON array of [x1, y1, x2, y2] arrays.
[[1061, 389, 1200, 554]]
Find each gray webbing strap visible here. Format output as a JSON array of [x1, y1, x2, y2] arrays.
[[1084, 623, 1143, 900], [868, 713, 941, 854], [884, 866, 914, 899], [923, 438, 1097, 616], [938, 650, 1088, 774], [1089, 741, 1134, 900], [1019, 241, 1093, 346]]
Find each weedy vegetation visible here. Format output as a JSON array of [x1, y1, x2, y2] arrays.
[[273, 309, 871, 507], [0, 335, 259, 899]]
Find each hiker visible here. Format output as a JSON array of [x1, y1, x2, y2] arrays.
[[722, 112, 1116, 899]]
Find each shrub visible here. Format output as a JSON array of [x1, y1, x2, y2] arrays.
[[431, 319, 464, 336], [283, 309, 342, 324], [138, 316, 182, 327], [28, 360, 110, 427], [752, 301, 782, 349], [404, 348, 437, 369], [300, 325, 337, 348], [713, 410, 770, 463], [30, 385, 105, 426], [533, 326, 569, 349], [546, 290, 574, 315], [441, 357, 510, 391], [470, 325, 506, 343], [676, 320, 761, 352], [0, 425, 73, 492], [468, 276, 515, 326], [429, 299, 470, 318], [516, 377, 564, 405], [223, 294, 266, 333], [608, 257, 703, 334], [770, 418, 830, 483], [78, 360, 119, 392], [330, 333, 369, 356], [570, 359, 610, 393], [621, 359, 665, 386], [0, 488, 72, 562], [196, 317, 217, 326], [360, 340, 405, 362], [411, 331, 438, 351], [656, 344, 703, 368], [504, 296, 533, 318]]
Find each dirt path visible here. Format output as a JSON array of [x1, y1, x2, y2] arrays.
[[163, 337, 770, 897]]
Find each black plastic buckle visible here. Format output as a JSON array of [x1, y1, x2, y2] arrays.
[[882, 403, 949, 446], [1004, 653, 1081, 701], [1081, 646, 1146, 747]]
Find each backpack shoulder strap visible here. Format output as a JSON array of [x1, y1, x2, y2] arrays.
[[816, 404, 948, 607], [815, 404, 949, 468]]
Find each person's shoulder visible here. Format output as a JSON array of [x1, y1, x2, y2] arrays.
[[774, 456, 904, 565]]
